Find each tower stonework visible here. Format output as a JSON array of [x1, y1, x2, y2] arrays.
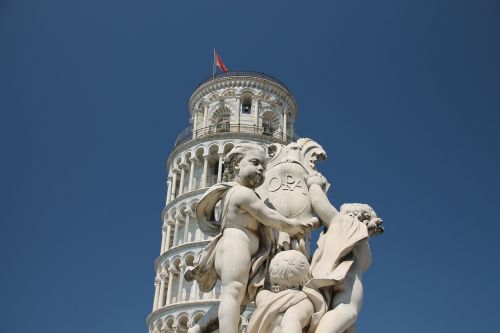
[[147, 72, 298, 333]]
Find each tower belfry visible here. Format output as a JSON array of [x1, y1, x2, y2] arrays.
[[147, 72, 298, 333]]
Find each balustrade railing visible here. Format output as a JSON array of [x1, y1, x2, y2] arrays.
[[174, 124, 299, 148]]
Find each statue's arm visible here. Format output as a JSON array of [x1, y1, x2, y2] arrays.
[[307, 173, 340, 228], [236, 188, 308, 234], [309, 183, 340, 228]]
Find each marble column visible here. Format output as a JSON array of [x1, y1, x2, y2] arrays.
[[178, 165, 186, 196], [164, 222, 173, 252], [201, 155, 209, 188], [188, 157, 196, 192], [166, 267, 176, 305], [193, 112, 198, 138], [177, 264, 185, 302], [170, 171, 178, 202], [203, 105, 208, 129], [283, 110, 288, 140], [217, 153, 224, 183], [172, 215, 181, 248], [165, 175, 173, 205], [191, 281, 199, 300], [160, 224, 168, 254], [157, 273, 167, 308], [194, 228, 201, 242], [153, 277, 161, 310], [254, 99, 260, 131], [183, 210, 191, 243], [236, 96, 241, 126]]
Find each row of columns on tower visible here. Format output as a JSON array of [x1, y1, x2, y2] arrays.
[[160, 208, 213, 255], [150, 312, 250, 333], [152, 263, 222, 311], [166, 153, 224, 205], [191, 101, 293, 141]]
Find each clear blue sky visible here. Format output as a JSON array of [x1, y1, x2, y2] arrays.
[[1, 0, 499, 332]]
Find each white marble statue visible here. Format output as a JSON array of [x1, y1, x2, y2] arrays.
[[257, 138, 328, 254], [305, 172, 384, 333], [185, 144, 315, 333], [184, 140, 383, 333], [248, 250, 326, 333]]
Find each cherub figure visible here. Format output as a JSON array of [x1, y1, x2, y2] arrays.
[[248, 250, 326, 333], [305, 172, 383, 333], [185, 144, 314, 333]]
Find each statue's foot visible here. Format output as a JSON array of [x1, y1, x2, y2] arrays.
[[187, 324, 201, 333]]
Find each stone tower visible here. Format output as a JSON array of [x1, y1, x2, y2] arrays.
[[147, 72, 298, 333]]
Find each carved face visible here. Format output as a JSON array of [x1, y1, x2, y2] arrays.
[[235, 149, 267, 188]]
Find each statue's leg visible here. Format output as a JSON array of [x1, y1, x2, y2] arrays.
[[214, 235, 252, 333], [187, 297, 247, 332], [188, 304, 219, 333], [315, 270, 363, 333]]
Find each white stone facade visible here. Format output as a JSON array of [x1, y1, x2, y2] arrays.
[[147, 72, 298, 333]]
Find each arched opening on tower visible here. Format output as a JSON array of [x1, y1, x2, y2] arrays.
[[241, 93, 252, 114], [207, 144, 220, 187], [211, 107, 231, 133], [177, 314, 189, 332], [165, 317, 174, 332], [192, 312, 206, 329], [261, 110, 279, 136], [153, 320, 162, 333]]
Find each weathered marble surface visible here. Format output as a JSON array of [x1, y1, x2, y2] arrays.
[[248, 250, 326, 333], [186, 143, 314, 333], [187, 140, 383, 333]]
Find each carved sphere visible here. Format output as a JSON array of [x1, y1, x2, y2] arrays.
[[269, 250, 310, 290]]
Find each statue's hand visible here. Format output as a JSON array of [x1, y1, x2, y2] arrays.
[[309, 216, 320, 229], [288, 218, 316, 236], [302, 216, 319, 230], [306, 171, 328, 188], [366, 217, 384, 236]]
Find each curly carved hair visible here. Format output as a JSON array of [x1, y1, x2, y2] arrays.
[[269, 250, 310, 290], [222, 144, 268, 182], [339, 203, 378, 223]]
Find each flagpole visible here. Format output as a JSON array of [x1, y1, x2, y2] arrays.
[[212, 48, 215, 79]]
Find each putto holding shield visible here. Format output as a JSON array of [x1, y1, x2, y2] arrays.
[[186, 139, 383, 333]]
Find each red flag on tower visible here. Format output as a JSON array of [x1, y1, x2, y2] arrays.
[[214, 49, 229, 74]]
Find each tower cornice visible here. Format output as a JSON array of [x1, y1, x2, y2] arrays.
[[189, 72, 298, 119]]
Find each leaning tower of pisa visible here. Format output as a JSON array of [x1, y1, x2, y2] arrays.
[[146, 72, 298, 333]]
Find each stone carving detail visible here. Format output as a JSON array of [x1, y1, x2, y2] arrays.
[[186, 139, 383, 333], [185, 143, 313, 333], [257, 138, 327, 254], [248, 250, 326, 333]]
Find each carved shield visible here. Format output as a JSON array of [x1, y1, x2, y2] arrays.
[[262, 161, 309, 217], [257, 138, 327, 219]]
